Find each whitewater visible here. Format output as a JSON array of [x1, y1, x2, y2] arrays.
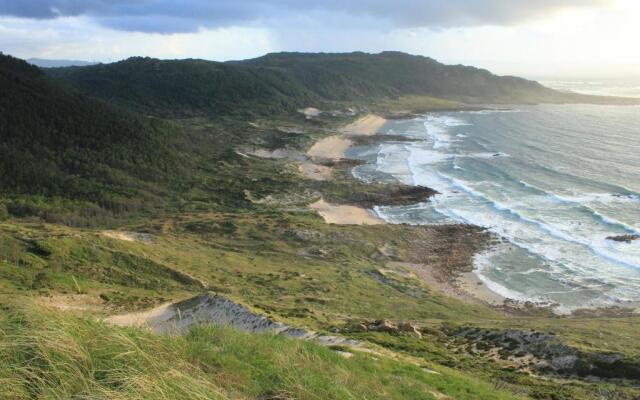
[[348, 104, 640, 314]]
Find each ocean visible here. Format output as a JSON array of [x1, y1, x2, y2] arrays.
[[541, 79, 640, 99], [347, 104, 640, 313]]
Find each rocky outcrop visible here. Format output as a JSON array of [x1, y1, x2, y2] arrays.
[[369, 320, 400, 333], [453, 327, 640, 381], [331, 185, 437, 209], [136, 293, 360, 348]]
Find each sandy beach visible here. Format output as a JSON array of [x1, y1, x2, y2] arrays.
[[305, 114, 387, 160], [304, 115, 387, 224], [303, 113, 506, 307], [310, 199, 384, 225], [387, 261, 506, 307], [341, 114, 387, 136], [306, 135, 354, 160]]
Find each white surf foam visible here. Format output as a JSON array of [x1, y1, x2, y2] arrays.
[[354, 111, 640, 313]]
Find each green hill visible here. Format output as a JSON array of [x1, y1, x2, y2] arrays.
[[0, 53, 186, 220], [238, 51, 557, 103], [47, 56, 319, 118], [48, 51, 640, 119]]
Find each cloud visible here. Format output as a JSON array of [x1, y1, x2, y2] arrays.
[[0, 16, 275, 62], [0, 0, 610, 33]]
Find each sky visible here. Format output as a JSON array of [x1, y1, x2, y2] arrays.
[[1, 0, 639, 79]]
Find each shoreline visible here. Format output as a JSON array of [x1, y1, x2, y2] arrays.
[[305, 110, 640, 317], [303, 112, 505, 307], [303, 113, 388, 225], [303, 110, 640, 316], [303, 109, 635, 316], [387, 262, 507, 307]]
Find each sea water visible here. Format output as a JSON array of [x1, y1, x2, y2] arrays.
[[347, 104, 640, 313]]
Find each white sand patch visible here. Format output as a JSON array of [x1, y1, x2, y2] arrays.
[[306, 136, 353, 159], [310, 199, 383, 225], [341, 114, 387, 136], [36, 294, 106, 313]]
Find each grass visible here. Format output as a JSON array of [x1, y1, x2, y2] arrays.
[[369, 95, 470, 113], [0, 211, 498, 325], [0, 306, 522, 400], [3, 212, 640, 398]]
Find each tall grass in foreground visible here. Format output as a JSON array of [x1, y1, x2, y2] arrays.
[[0, 307, 520, 399], [0, 309, 226, 399]]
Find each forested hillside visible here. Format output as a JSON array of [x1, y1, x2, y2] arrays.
[[47, 57, 318, 118], [239, 51, 556, 103], [49, 51, 639, 119], [0, 53, 184, 220]]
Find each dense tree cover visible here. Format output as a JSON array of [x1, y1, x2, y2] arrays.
[[239, 51, 558, 103], [50, 51, 640, 119], [0, 53, 185, 219], [46, 51, 572, 118], [247, 52, 640, 106], [47, 57, 319, 118]]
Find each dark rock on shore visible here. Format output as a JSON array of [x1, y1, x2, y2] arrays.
[[347, 134, 421, 146], [338, 185, 437, 208], [381, 112, 419, 120], [315, 158, 366, 168], [606, 234, 639, 243]]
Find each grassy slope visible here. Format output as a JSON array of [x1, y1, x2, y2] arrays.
[[1, 307, 524, 400], [2, 190, 640, 399]]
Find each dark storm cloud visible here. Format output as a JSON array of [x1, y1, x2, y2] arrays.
[[0, 0, 609, 33]]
